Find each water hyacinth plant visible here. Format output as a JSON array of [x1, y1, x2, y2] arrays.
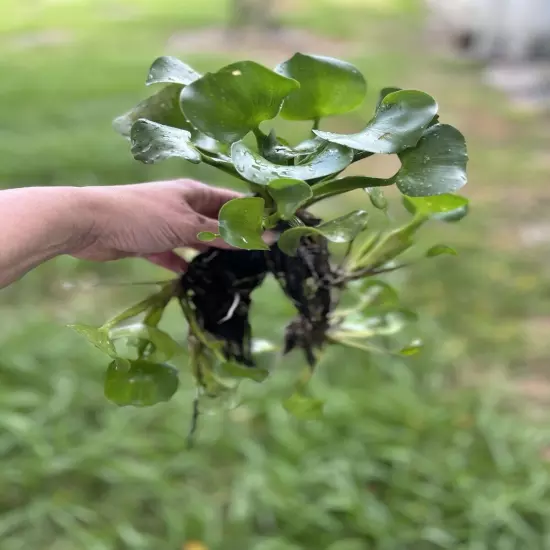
[[70, 53, 469, 440]]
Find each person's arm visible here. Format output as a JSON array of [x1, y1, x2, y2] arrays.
[[0, 181, 241, 289], [0, 186, 85, 288]]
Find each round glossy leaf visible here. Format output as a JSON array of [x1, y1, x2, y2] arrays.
[[365, 187, 388, 211], [146, 56, 201, 86], [267, 178, 312, 220], [218, 197, 269, 250], [275, 53, 366, 120], [197, 231, 219, 242], [68, 324, 116, 356], [314, 90, 438, 154], [220, 361, 269, 383], [283, 393, 324, 419], [403, 194, 469, 217], [375, 86, 402, 110], [433, 203, 469, 223], [113, 85, 190, 138], [426, 244, 457, 257], [231, 141, 353, 185], [130, 119, 201, 164], [104, 359, 179, 407], [180, 61, 299, 143], [393, 124, 468, 196], [278, 210, 368, 256]]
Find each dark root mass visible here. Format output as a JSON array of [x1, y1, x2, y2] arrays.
[[179, 210, 338, 368]]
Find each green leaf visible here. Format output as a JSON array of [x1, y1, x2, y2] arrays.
[[68, 324, 116, 356], [113, 85, 189, 138], [102, 288, 173, 330], [193, 133, 230, 156], [267, 178, 312, 220], [354, 279, 399, 306], [257, 130, 324, 164], [375, 86, 402, 110], [146, 56, 201, 86], [314, 90, 438, 154], [180, 61, 299, 143], [426, 244, 457, 257], [403, 194, 469, 216], [197, 231, 219, 242], [283, 393, 324, 419], [393, 124, 468, 196], [219, 361, 269, 383], [434, 203, 469, 223], [399, 339, 424, 356], [104, 359, 179, 407], [275, 53, 366, 120], [218, 197, 268, 250], [294, 137, 325, 154], [357, 216, 425, 268], [108, 324, 184, 362], [130, 119, 201, 164], [231, 141, 353, 185], [365, 187, 388, 211], [278, 210, 368, 256]]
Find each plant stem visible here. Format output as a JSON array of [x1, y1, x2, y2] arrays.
[[101, 281, 176, 330], [312, 118, 320, 131], [199, 153, 249, 183], [328, 334, 386, 355], [253, 127, 267, 141], [178, 298, 226, 362], [264, 212, 281, 228], [305, 176, 393, 208], [136, 291, 174, 358], [349, 214, 427, 272], [338, 263, 410, 284]]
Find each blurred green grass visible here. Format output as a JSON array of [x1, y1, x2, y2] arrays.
[[2, 0, 550, 548]]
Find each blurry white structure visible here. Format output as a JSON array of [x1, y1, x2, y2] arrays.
[[426, 0, 550, 62]]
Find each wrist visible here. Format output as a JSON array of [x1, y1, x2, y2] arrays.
[[57, 186, 101, 254], [37, 186, 97, 256]]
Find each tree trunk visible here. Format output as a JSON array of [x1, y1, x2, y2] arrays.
[[228, 0, 280, 34]]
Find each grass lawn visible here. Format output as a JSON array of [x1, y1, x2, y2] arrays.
[[2, 0, 550, 548]]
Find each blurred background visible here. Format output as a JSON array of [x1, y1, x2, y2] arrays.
[[2, 0, 550, 548]]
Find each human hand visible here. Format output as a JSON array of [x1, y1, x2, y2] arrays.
[[73, 180, 242, 272]]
